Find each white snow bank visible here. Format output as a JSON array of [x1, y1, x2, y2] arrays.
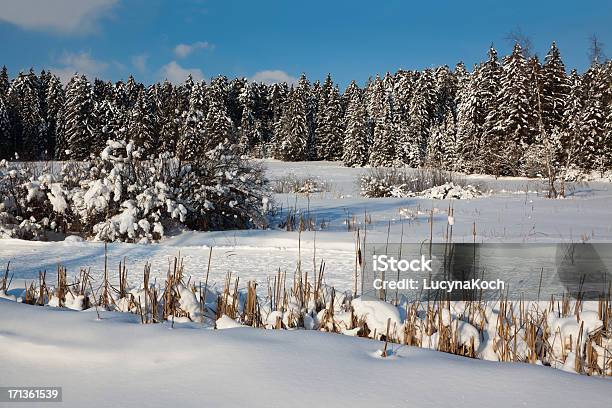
[[419, 182, 482, 199], [352, 297, 401, 338], [63, 235, 85, 243], [216, 314, 244, 329], [0, 299, 610, 408]]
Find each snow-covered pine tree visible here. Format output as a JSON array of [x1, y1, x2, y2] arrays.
[[181, 142, 269, 232], [6, 69, 46, 160], [605, 62, 612, 170], [425, 121, 445, 169], [273, 87, 308, 161], [578, 64, 607, 171], [541, 42, 570, 135], [315, 85, 344, 160], [0, 66, 9, 99], [93, 98, 116, 156], [403, 69, 434, 167], [440, 114, 459, 170], [380, 72, 407, 166], [429, 66, 458, 170], [227, 77, 247, 128], [89, 79, 112, 154], [266, 82, 288, 153], [455, 65, 478, 171], [454, 62, 469, 87], [382, 72, 395, 96], [296, 74, 317, 160], [369, 93, 396, 167], [113, 80, 135, 135], [177, 80, 208, 161], [151, 81, 182, 153], [342, 81, 369, 167], [458, 47, 502, 173], [91, 81, 123, 156], [393, 70, 416, 165], [245, 82, 270, 156], [365, 75, 384, 142], [432, 66, 458, 124], [237, 81, 260, 154], [267, 82, 287, 124], [426, 112, 458, 170], [44, 74, 65, 159], [343, 80, 359, 105], [57, 74, 95, 160], [0, 95, 10, 159], [183, 74, 195, 95], [522, 55, 564, 182], [124, 75, 142, 109], [482, 44, 535, 175], [38, 70, 50, 138], [126, 88, 156, 155], [0, 70, 11, 159], [394, 71, 416, 110], [382, 73, 399, 149], [314, 74, 335, 159], [451, 62, 470, 170], [561, 69, 583, 170], [310, 79, 322, 145], [205, 77, 236, 151], [526, 55, 545, 147], [173, 75, 194, 124], [318, 74, 334, 105]]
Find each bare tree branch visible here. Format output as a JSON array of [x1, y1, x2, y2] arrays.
[[588, 34, 606, 65], [505, 27, 533, 58]]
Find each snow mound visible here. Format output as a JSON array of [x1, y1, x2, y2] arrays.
[[352, 297, 401, 338], [64, 235, 85, 243], [216, 315, 244, 329], [419, 182, 482, 199]]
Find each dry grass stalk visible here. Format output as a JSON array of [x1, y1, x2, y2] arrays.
[[6, 253, 611, 377], [1, 261, 10, 291]]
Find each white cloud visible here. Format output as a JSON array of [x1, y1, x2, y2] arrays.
[[50, 51, 109, 83], [131, 54, 148, 73], [0, 0, 118, 34], [159, 61, 204, 84], [250, 70, 298, 85], [173, 41, 213, 58]]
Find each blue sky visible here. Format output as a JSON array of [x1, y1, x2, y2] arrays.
[[0, 0, 610, 87]]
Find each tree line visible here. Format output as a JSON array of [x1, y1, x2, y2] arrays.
[[0, 42, 610, 177]]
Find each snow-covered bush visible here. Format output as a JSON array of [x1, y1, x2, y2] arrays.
[[180, 142, 269, 231], [0, 160, 71, 239], [360, 168, 415, 198], [0, 159, 26, 215], [73, 139, 270, 242], [420, 182, 482, 199], [360, 168, 471, 198], [71, 140, 185, 242], [272, 173, 331, 194], [0, 139, 271, 242]]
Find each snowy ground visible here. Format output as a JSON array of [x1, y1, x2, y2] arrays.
[[1, 299, 610, 408], [1, 160, 611, 291], [1, 161, 611, 407]]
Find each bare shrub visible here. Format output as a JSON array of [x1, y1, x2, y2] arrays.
[[360, 168, 472, 198], [272, 173, 331, 194]]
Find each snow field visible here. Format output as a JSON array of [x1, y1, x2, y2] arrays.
[[1, 160, 611, 404], [1, 298, 610, 408]]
